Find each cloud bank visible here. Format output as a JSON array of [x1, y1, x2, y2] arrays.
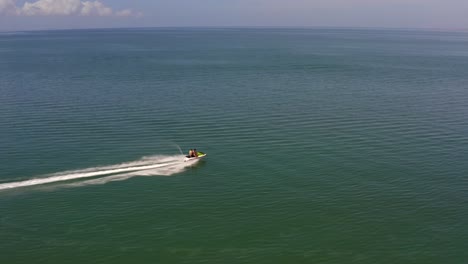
[[0, 0, 141, 17]]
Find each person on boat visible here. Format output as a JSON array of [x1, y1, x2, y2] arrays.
[[193, 149, 198, 157], [188, 149, 193, 157]]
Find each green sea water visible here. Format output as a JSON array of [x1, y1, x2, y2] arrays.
[[1, 28, 467, 263]]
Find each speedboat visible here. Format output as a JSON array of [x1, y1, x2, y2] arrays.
[[184, 151, 206, 162]]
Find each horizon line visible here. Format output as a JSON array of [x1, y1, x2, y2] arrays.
[[2, 25, 468, 34]]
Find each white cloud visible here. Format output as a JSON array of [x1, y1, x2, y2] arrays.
[[0, 0, 17, 15], [115, 9, 131, 17], [1, 0, 140, 17], [21, 0, 81, 16], [81, 1, 112, 16], [115, 9, 142, 17]]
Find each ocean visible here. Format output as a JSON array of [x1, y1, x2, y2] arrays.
[[0, 28, 467, 263]]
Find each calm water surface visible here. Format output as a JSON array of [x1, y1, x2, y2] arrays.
[[0, 28, 467, 263]]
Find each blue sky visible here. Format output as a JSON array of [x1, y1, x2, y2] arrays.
[[1, 0, 468, 31]]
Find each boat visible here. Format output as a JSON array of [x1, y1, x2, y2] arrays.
[[184, 151, 206, 162]]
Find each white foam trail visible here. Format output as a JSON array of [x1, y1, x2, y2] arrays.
[[0, 155, 191, 191], [63, 158, 195, 188]]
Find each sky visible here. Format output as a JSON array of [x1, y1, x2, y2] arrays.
[[1, 0, 468, 31]]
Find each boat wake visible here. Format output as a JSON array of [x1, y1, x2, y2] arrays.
[[0, 154, 194, 191]]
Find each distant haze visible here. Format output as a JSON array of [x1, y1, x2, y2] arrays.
[[1, 0, 468, 31]]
